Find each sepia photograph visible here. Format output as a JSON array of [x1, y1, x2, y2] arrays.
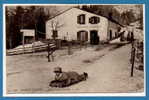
[[4, 4, 145, 96]]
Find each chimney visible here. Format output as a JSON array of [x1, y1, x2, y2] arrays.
[[79, 5, 83, 9], [108, 12, 113, 20]]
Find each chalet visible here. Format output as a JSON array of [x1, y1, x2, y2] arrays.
[[46, 7, 123, 44]]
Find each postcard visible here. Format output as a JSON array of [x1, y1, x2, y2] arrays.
[[0, 0, 148, 99]]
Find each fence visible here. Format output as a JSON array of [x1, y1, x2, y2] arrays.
[[6, 43, 56, 56]]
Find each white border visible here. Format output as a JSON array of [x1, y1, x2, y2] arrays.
[[3, 4, 146, 97], [143, 3, 146, 97]]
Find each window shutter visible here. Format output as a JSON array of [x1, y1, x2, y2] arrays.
[[89, 16, 100, 24], [77, 32, 81, 41], [85, 32, 88, 41], [77, 14, 85, 24]]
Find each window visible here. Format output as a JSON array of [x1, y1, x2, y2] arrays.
[[89, 16, 100, 24], [51, 30, 58, 39], [77, 31, 88, 41], [77, 14, 85, 24]]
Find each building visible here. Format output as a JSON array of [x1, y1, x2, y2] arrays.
[[46, 7, 122, 44], [20, 29, 35, 44]]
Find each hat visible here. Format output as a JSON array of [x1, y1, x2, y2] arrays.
[[54, 67, 62, 73]]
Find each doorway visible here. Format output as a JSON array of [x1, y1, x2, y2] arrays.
[[77, 31, 88, 42], [109, 30, 112, 40], [90, 30, 99, 45]]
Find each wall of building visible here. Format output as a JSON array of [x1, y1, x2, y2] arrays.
[[107, 21, 121, 40], [46, 8, 109, 42]]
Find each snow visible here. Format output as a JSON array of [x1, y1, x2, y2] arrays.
[[14, 41, 46, 49], [109, 38, 129, 44], [6, 44, 144, 94], [121, 21, 144, 41]]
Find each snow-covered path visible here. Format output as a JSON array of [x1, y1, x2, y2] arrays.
[[6, 44, 144, 94], [70, 44, 144, 93]]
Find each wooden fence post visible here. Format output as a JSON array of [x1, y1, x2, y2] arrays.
[[47, 43, 51, 62], [47, 43, 56, 62], [131, 45, 136, 77], [80, 41, 82, 50]]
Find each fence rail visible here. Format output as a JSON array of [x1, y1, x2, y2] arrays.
[[6, 43, 56, 56]]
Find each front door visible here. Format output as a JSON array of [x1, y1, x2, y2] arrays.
[[90, 30, 99, 45], [109, 30, 112, 40]]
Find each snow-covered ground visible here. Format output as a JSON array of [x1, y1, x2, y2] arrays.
[[5, 43, 144, 94]]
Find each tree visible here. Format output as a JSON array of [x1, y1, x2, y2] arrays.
[[32, 7, 50, 40], [6, 6, 24, 49], [120, 10, 136, 25], [6, 7, 14, 49], [50, 20, 64, 40], [137, 5, 143, 30], [6, 6, 50, 49]]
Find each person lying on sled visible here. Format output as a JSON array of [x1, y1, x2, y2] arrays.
[[49, 67, 88, 87]]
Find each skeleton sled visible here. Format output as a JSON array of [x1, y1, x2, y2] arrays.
[[49, 72, 88, 88]]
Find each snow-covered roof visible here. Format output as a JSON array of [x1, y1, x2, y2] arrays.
[[20, 29, 35, 36]]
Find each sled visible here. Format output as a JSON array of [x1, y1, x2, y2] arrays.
[[49, 72, 88, 88]]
